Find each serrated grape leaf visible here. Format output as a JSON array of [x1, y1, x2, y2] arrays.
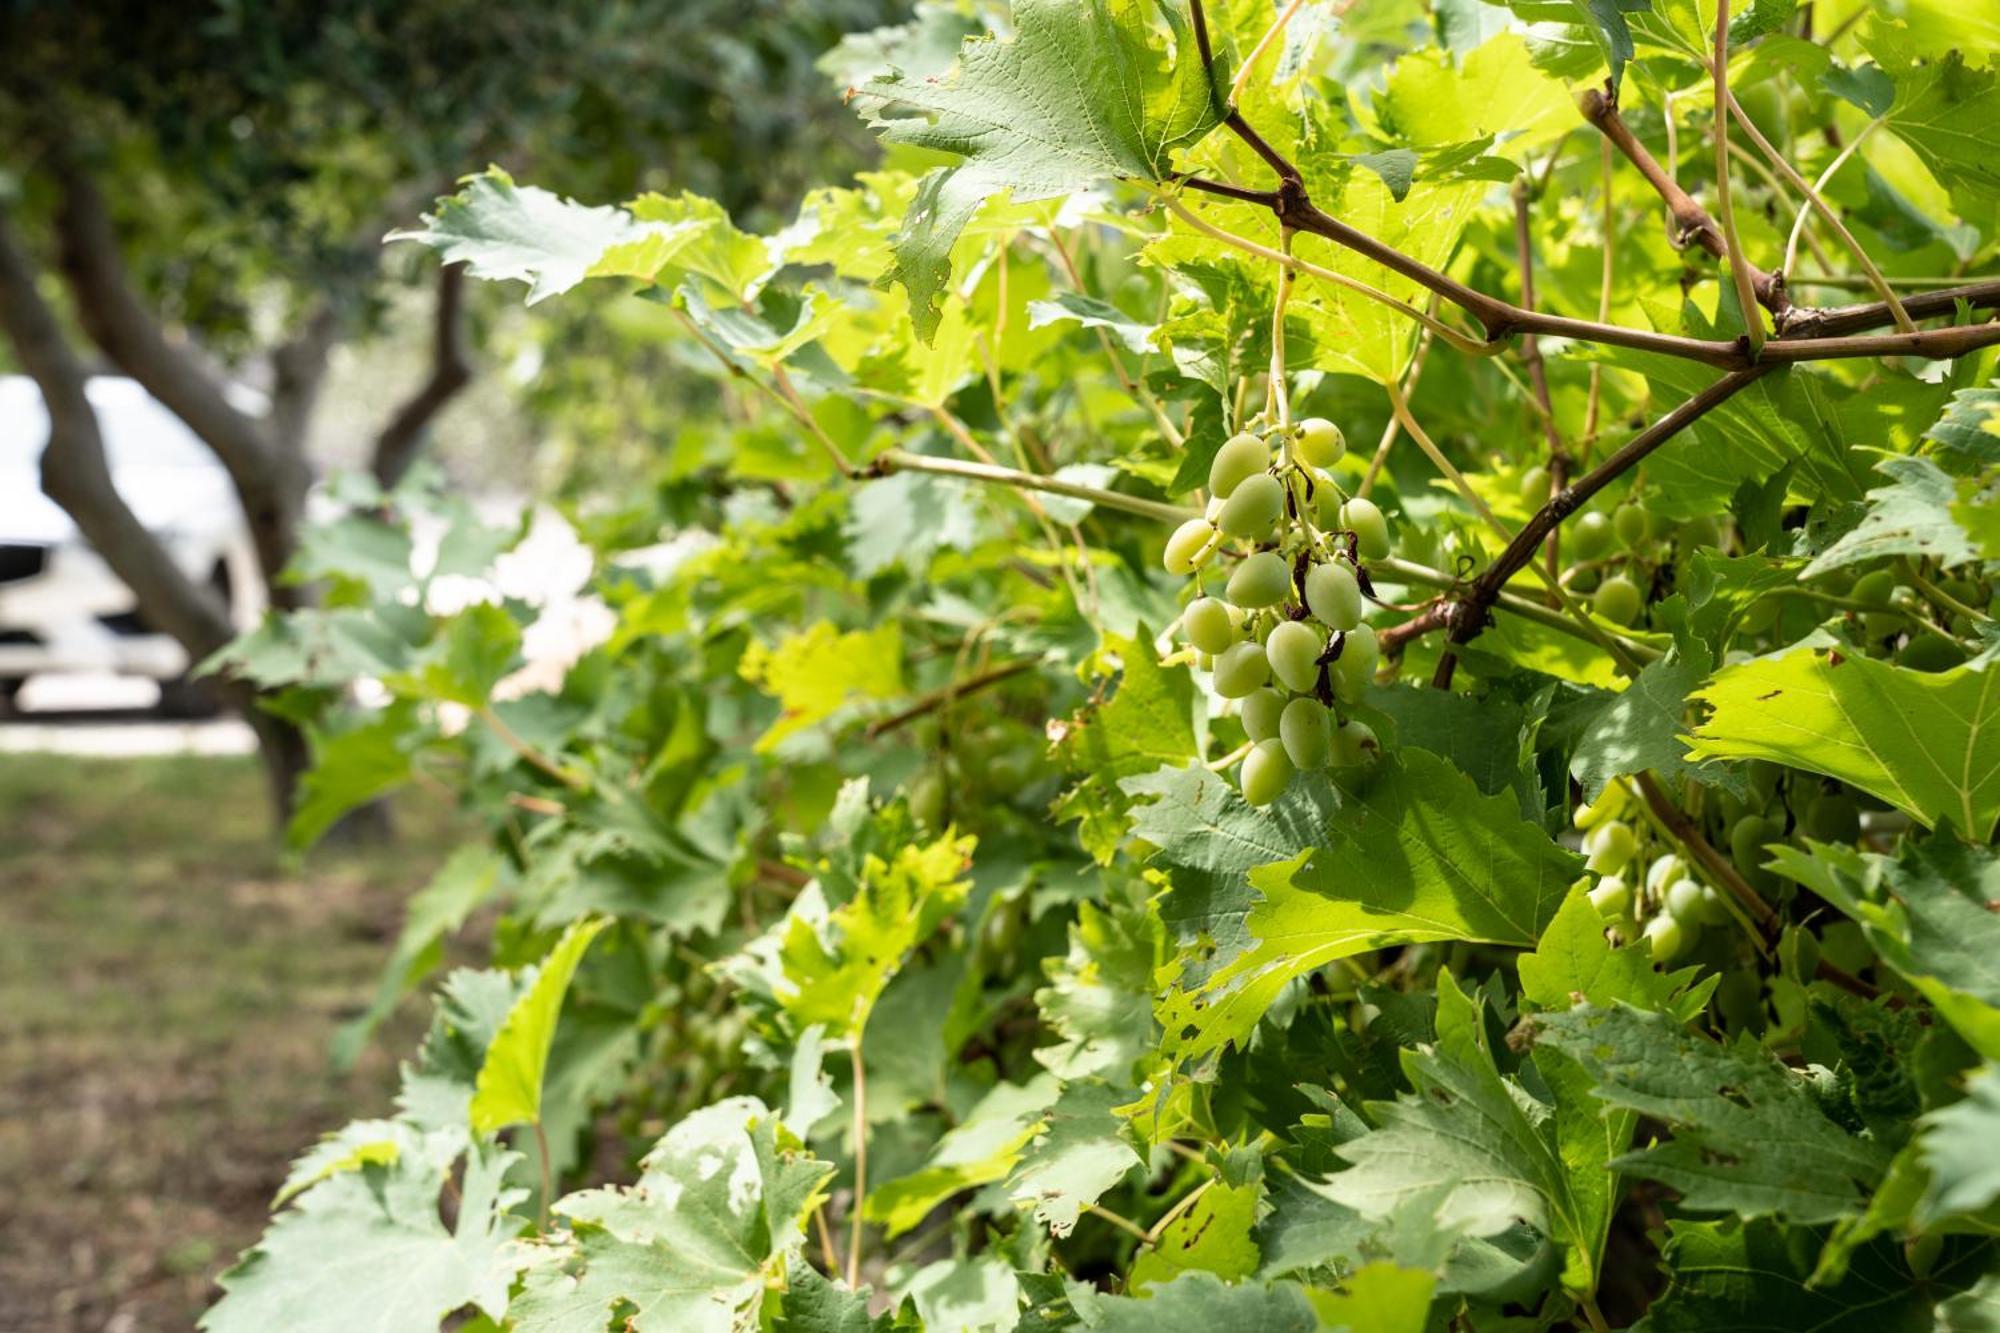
[[609, 192, 776, 302], [1079, 1272, 1319, 1331], [739, 621, 905, 756], [1367, 32, 1576, 160], [1026, 292, 1157, 356], [1033, 896, 1166, 1082], [1924, 385, 2000, 477], [1484, 0, 1651, 88], [1536, 1004, 1893, 1224], [900, 1256, 1020, 1330], [865, 1078, 1052, 1237], [1128, 1180, 1261, 1290], [469, 917, 608, 1136], [857, 0, 1221, 340], [202, 1143, 528, 1333], [1318, 973, 1591, 1282], [290, 703, 423, 850], [1769, 838, 2000, 1061], [774, 1259, 912, 1333], [1800, 455, 1979, 577], [1687, 649, 2000, 840], [1308, 1263, 1436, 1333], [1005, 1079, 1144, 1236], [777, 830, 975, 1036], [1054, 633, 1199, 863], [847, 468, 986, 577], [391, 170, 639, 304], [1886, 53, 2000, 219], [512, 1098, 832, 1333], [1920, 1065, 2000, 1222], [1363, 682, 1535, 806], [270, 1120, 407, 1209], [1640, 1218, 1997, 1332], [1569, 654, 1739, 801], [1157, 751, 1575, 1062]]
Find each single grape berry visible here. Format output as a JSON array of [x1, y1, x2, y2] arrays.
[[1329, 718, 1378, 768], [1644, 852, 1686, 894], [1279, 696, 1334, 770], [1304, 561, 1364, 631], [1593, 574, 1643, 626], [1613, 503, 1651, 549], [1295, 417, 1346, 469], [1727, 814, 1770, 871], [1663, 877, 1705, 925], [1692, 884, 1732, 926], [1241, 738, 1295, 806], [1584, 819, 1637, 873], [1267, 620, 1324, 693], [1218, 473, 1285, 541], [1227, 551, 1293, 608], [1184, 597, 1238, 655], [1851, 568, 1897, 609], [1643, 913, 1690, 962], [1212, 641, 1272, 698], [1340, 496, 1393, 560], [1588, 876, 1632, 918], [1571, 511, 1613, 561], [1241, 687, 1285, 742], [1163, 518, 1216, 575], [1208, 432, 1270, 499], [1330, 623, 1379, 702], [1519, 464, 1552, 507], [1573, 782, 1627, 831]]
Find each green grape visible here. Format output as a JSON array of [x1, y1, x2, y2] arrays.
[[908, 768, 946, 830], [1241, 687, 1285, 742], [1163, 517, 1217, 575], [1588, 875, 1632, 918], [1519, 464, 1552, 507], [1644, 852, 1685, 894], [1304, 561, 1364, 631], [1851, 568, 1897, 609], [1279, 696, 1334, 769], [1329, 718, 1378, 767], [1728, 814, 1772, 871], [1184, 597, 1239, 655], [1692, 884, 1732, 926], [1584, 819, 1637, 873], [1679, 514, 1722, 549], [1218, 472, 1285, 541], [1571, 510, 1613, 561], [1567, 566, 1602, 594], [1593, 574, 1643, 626], [1213, 641, 1272, 698], [1738, 595, 1781, 635], [1643, 913, 1690, 962], [1573, 781, 1628, 831], [1900, 634, 1967, 672], [1802, 790, 1860, 842], [1340, 496, 1393, 560], [1227, 551, 1293, 608], [1329, 623, 1379, 702], [1208, 432, 1270, 499], [1266, 620, 1324, 693], [1613, 503, 1651, 549], [1295, 417, 1346, 468], [1664, 877, 1706, 925], [1241, 738, 1295, 806]]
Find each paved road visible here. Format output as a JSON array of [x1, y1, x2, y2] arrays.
[[0, 674, 255, 757]]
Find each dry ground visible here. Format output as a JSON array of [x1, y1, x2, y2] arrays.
[[0, 755, 470, 1332]]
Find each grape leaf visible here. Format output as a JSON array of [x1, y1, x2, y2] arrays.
[[1686, 649, 2000, 840], [1005, 1079, 1144, 1237], [1308, 1263, 1435, 1333], [1920, 1065, 2000, 1222], [773, 1259, 911, 1333], [1033, 895, 1166, 1082], [739, 621, 905, 756], [1924, 385, 2000, 476], [1886, 53, 2000, 219], [512, 1098, 833, 1333], [864, 1078, 1051, 1237], [1569, 654, 1733, 801], [1128, 1180, 1261, 1289], [857, 0, 1222, 339], [1800, 455, 1979, 577], [1054, 633, 1199, 863], [1484, 0, 1651, 88], [470, 917, 608, 1135], [391, 169, 639, 304], [1079, 1272, 1319, 1331], [1536, 1004, 1893, 1224], [1158, 751, 1575, 1061]]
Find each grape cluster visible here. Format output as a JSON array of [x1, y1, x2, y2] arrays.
[[1163, 418, 1391, 805], [1574, 780, 1730, 963]]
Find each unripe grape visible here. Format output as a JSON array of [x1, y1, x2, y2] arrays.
[[1184, 597, 1239, 655], [1571, 511, 1613, 561], [1217, 472, 1285, 541], [1295, 417, 1346, 468], [1643, 913, 1690, 962], [1738, 595, 1780, 635], [1613, 503, 1651, 549], [1163, 518, 1217, 575], [1851, 569, 1896, 609], [1208, 432, 1269, 499], [1692, 883, 1732, 926], [1241, 738, 1294, 806], [1594, 574, 1643, 626], [1212, 641, 1272, 698], [1340, 496, 1392, 560], [1304, 561, 1364, 631], [1267, 620, 1325, 693], [1241, 687, 1285, 742], [1588, 875, 1632, 918], [1227, 551, 1293, 608], [1802, 790, 1860, 842], [1520, 464, 1552, 507], [1584, 818, 1637, 873], [1329, 623, 1379, 702], [1900, 634, 1967, 673], [1728, 815, 1771, 871], [1279, 696, 1334, 770], [1329, 718, 1378, 768], [1573, 781, 1628, 831], [1680, 514, 1722, 549], [1645, 852, 1686, 894], [1664, 877, 1706, 925]]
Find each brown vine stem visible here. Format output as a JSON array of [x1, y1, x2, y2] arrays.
[[1710, 0, 1767, 356], [865, 659, 1037, 738]]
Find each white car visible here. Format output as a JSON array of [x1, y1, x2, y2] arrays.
[[0, 375, 262, 715]]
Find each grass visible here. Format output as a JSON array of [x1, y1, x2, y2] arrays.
[[0, 755, 473, 1332]]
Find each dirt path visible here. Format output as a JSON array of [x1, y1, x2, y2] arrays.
[[0, 755, 467, 1332]]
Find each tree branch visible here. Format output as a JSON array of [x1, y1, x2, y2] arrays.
[[48, 155, 312, 596], [372, 261, 473, 489], [0, 205, 235, 657], [866, 448, 1195, 524]]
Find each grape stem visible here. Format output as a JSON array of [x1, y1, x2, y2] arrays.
[[866, 447, 1195, 525], [1509, 175, 1572, 586], [1710, 0, 1767, 356], [865, 659, 1037, 739]]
